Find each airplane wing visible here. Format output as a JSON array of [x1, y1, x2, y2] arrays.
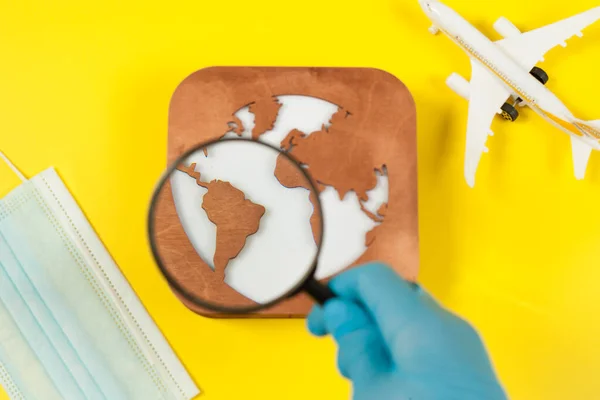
[[464, 60, 512, 187], [496, 7, 600, 71], [571, 136, 593, 179]]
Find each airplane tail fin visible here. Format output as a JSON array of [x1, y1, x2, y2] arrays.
[[583, 120, 600, 129], [575, 120, 600, 140], [589, 120, 600, 130]]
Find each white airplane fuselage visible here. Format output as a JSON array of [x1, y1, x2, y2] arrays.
[[421, 0, 600, 149]]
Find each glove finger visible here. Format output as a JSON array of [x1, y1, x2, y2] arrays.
[[329, 263, 433, 350], [323, 299, 391, 382], [306, 305, 328, 337]]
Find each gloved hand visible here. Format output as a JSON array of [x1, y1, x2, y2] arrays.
[[307, 263, 507, 400]]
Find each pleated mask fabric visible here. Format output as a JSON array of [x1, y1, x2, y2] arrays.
[[0, 156, 199, 400]]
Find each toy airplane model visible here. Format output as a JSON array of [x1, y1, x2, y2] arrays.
[[419, 0, 600, 186]]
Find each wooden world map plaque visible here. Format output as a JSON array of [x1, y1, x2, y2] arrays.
[[155, 67, 418, 318]]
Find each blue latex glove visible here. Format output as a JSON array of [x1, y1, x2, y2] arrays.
[[307, 263, 507, 400]]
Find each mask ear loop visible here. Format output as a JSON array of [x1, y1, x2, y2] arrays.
[[0, 151, 26, 182]]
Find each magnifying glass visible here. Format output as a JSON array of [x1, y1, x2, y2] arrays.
[[148, 137, 336, 314]]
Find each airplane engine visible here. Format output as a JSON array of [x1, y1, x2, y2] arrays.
[[446, 73, 470, 100], [493, 17, 521, 39]]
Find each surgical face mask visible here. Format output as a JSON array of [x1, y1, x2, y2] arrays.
[[0, 153, 199, 400]]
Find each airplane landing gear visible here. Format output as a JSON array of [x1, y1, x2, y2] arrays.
[[513, 96, 526, 108], [501, 103, 519, 122], [530, 66, 549, 85], [429, 25, 440, 35]]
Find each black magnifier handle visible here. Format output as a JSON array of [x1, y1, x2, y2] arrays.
[[303, 277, 336, 305]]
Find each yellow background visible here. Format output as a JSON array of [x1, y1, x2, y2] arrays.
[[1, 0, 599, 398]]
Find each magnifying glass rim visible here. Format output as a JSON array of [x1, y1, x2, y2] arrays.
[[148, 137, 325, 314]]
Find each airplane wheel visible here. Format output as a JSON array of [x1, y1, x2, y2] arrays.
[[530, 66, 549, 85], [501, 103, 519, 122]]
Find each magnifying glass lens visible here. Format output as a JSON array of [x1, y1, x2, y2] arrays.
[[149, 139, 324, 312]]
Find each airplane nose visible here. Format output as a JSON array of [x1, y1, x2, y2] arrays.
[[418, 0, 433, 13]]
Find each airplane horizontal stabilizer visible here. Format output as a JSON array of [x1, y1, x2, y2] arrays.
[[571, 136, 593, 180]]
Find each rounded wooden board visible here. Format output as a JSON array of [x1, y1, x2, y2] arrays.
[[162, 67, 418, 318]]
